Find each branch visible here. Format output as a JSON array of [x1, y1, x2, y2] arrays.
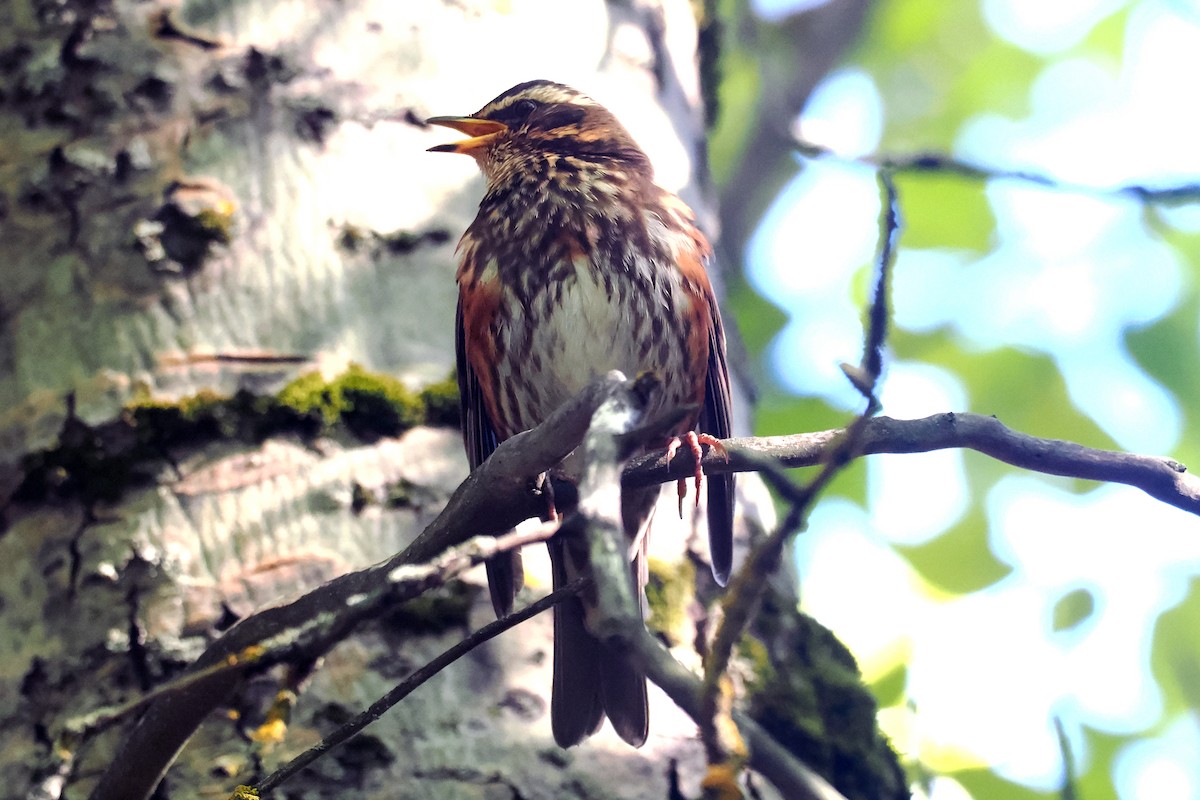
[[567, 375, 847, 799], [716, 0, 872, 250], [253, 579, 586, 796], [793, 138, 1200, 205], [89, 373, 635, 800], [624, 413, 1200, 517], [629, 622, 849, 800], [89, 381, 1197, 799], [695, 170, 900, 784]]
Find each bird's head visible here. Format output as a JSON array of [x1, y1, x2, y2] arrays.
[[428, 80, 652, 191]]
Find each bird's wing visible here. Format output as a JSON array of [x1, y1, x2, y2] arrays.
[[457, 285, 522, 616], [699, 287, 735, 585], [456, 294, 499, 471], [671, 210, 737, 586]]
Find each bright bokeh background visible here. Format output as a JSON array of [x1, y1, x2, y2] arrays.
[[723, 1, 1200, 798]]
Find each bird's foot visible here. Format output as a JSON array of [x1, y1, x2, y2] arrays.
[[665, 432, 729, 517]]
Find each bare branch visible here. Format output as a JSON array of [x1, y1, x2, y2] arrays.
[[793, 138, 1200, 205], [253, 579, 585, 796], [624, 413, 1200, 517]]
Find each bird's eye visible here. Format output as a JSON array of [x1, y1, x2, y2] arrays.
[[510, 99, 538, 120]]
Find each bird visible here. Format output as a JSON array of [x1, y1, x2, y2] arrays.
[[428, 80, 734, 749]]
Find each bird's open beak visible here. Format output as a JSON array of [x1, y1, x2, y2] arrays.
[[427, 116, 508, 155]]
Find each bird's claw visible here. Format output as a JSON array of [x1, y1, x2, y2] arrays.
[[667, 432, 729, 517]]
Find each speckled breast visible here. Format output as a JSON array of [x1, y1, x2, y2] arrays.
[[492, 255, 698, 439]]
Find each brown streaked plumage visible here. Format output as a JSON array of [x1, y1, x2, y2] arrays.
[[430, 80, 734, 749]]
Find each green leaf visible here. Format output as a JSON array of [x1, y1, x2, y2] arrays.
[[895, 506, 1011, 594], [1078, 4, 1131, 60], [1125, 293, 1199, 465], [1149, 577, 1200, 716], [894, 172, 996, 252], [869, 660, 908, 709], [1051, 588, 1096, 633], [726, 275, 789, 363]]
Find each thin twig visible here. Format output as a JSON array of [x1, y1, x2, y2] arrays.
[[253, 580, 586, 796], [1054, 717, 1079, 800], [793, 138, 1200, 205], [864, 168, 898, 389], [564, 376, 850, 798], [698, 161, 903, 775], [626, 623, 850, 800]]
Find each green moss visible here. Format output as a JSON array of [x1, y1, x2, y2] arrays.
[[331, 364, 423, 441], [744, 596, 908, 800], [738, 633, 773, 682], [277, 370, 341, 428], [419, 373, 461, 428], [127, 388, 224, 446], [276, 365, 425, 440], [9, 365, 459, 510], [645, 557, 695, 644]]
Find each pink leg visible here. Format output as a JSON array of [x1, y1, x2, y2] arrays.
[[665, 432, 730, 516]]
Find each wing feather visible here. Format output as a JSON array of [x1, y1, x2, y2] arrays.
[[699, 291, 735, 585], [457, 288, 522, 616]]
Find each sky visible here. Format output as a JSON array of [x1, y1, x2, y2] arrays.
[[746, 0, 1200, 797]]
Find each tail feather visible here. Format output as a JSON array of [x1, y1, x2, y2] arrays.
[[485, 550, 523, 618], [548, 492, 651, 748], [598, 539, 649, 747], [598, 637, 648, 747], [707, 472, 735, 585], [549, 537, 605, 747]]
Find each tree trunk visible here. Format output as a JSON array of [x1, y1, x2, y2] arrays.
[[0, 1, 887, 798]]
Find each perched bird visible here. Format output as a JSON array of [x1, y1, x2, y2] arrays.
[[429, 80, 734, 748]]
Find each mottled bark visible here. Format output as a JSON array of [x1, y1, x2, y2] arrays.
[[0, 1, 871, 799]]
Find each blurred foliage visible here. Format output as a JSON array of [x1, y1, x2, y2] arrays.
[[1050, 588, 1097, 633], [1150, 576, 1200, 723], [895, 505, 1011, 594], [712, 0, 1200, 798], [1126, 265, 1200, 468], [892, 173, 994, 252], [708, 45, 763, 187]]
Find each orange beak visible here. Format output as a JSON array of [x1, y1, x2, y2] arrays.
[[427, 116, 508, 155]]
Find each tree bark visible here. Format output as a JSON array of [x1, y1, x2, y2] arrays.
[[0, 2, 874, 798]]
